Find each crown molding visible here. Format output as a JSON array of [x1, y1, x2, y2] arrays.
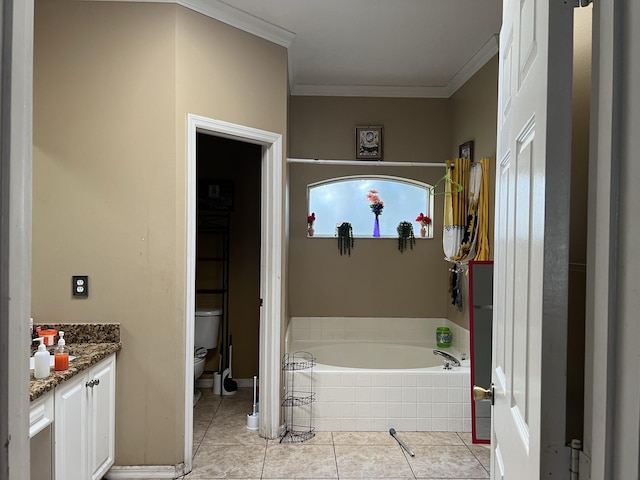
[[290, 83, 451, 99], [444, 34, 500, 97], [290, 33, 500, 98], [100, 0, 295, 48]]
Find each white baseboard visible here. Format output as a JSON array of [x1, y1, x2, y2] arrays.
[[105, 463, 186, 479], [196, 377, 213, 388], [196, 377, 254, 389]]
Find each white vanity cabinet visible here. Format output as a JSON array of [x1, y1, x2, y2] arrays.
[[54, 354, 116, 480]]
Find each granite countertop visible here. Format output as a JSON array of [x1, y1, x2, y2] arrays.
[[30, 323, 121, 402]]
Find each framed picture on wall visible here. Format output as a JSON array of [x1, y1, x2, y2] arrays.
[[198, 179, 234, 211], [355, 126, 383, 160], [459, 140, 474, 160]]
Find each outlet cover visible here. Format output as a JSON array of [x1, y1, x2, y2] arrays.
[[72, 275, 89, 297]]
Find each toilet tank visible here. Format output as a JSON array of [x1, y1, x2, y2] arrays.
[[194, 308, 222, 350]]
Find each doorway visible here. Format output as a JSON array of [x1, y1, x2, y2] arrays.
[[194, 134, 261, 390], [184, 114, 284, 471]]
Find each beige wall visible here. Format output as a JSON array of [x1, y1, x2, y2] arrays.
[[447, 57, 499, 329], [33, 0, 287, 466], [288, 97, 453, 317], [285, 63, 500, 322]]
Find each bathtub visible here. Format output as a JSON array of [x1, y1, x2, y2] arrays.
[[287, 341, 471, 433], [304, 342, 451, 370]]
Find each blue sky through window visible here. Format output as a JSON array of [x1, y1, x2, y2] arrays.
[[308, 176, 433, 237]]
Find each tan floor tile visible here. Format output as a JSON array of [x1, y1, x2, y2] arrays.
[[468, 445, 491, 472], [407, 445, 489, 479], [193, 407, 216, 423], [267, 431, 333, 445], [193, 420, 211, 444], [262, 444, 338, 478], [201, 422, 267, 446], [332, 431, 397, 446], [208, 412, 249, 430], [399, 431, 465, 446], [188, 442, 266, 478], [334, 445, 414, 478], [457, 432, 474, 445]]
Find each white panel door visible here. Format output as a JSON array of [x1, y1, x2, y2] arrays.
[[492, 0, 574, 478]]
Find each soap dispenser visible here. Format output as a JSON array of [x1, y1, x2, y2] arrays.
[[33, 337, 50, 379], [54, 331, 69, 371]]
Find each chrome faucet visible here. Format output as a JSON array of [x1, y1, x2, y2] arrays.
[[433, 350, 461, 370]]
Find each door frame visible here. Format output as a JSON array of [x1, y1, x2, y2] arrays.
[[184, 114, 283, 469]]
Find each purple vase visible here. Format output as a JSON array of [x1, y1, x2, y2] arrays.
[[373, 214, 380, 237]]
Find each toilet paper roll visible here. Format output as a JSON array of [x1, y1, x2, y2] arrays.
[[213, 372, 222, 395]]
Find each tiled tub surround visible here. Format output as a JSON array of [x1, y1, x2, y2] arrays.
[[286, 317, 470, 353], [286, 317, 472, 433], [30, 323, 121, 401]]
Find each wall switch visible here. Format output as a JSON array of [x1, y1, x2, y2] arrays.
[[72, 275, 89, 297]]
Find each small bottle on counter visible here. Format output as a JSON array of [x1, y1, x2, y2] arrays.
[[54, 331, 69, 372], [33, 337, 51, 379]]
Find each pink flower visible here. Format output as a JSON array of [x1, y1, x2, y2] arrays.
[[366, 189, 383, 205], [367, 190, 384, 215]]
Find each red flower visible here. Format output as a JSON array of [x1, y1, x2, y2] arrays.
[[415, 213, 431, 226], [307, 212, 316, 226]]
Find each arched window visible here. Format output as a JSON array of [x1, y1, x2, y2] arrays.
[[308, 176, 434, 238]]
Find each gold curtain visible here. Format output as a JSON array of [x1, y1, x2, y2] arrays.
[[475, 158, 490, 261], [443, 157, 490, 263], [443, 157, 490, 311]]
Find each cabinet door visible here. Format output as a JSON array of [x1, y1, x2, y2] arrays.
[[89, 355, 116, 480], [54, 373, 88, 480]]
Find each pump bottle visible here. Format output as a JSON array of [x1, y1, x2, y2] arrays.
[[33, 337, 50, 379], [54, 331, 69, 371]]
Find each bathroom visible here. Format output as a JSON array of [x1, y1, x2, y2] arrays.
[[27, 0, 590, 476], [31, 1, 498, 472], [189, 79, 498, 437]]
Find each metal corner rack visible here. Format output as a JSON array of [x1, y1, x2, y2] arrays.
[[280, 351, 316, 443]]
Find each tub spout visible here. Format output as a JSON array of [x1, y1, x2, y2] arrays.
[[433, 350, 461, 369]]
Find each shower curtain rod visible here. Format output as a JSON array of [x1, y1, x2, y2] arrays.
[[287, 158, 449, 168]]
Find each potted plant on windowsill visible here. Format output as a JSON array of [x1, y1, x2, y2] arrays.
[[336, 222, 354, 256], [307, 212, 316, 237], [397, 221, 416, 253], [415, 212, 431, 238]]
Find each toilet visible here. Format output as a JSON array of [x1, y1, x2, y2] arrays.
[[193, 308, 222, 406]]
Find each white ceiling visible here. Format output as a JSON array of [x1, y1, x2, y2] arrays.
[[130, 0, 503, 98], [221, 0, 503, 97]]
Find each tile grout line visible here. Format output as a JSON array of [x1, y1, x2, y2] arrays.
[[259, 439, 268, 480], [331, 431, 340, 479]]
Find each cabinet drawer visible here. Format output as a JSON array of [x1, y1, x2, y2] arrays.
[[29, 391, 54, 439]]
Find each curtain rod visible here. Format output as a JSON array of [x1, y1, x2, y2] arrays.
[[287, 158, 449, 168]]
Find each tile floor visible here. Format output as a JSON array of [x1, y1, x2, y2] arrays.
[[186, 387, 490, 479]]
